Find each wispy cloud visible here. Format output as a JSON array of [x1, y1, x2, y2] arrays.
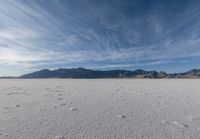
[[0, 0, 200, 76]]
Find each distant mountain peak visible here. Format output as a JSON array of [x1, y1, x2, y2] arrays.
[[19, 68, 200, 79]]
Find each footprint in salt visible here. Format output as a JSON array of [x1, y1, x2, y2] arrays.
[[172, 121, 189, 128], [117, 114, 126, 118], [6, 93, 14, 96], [57, 98, 63, 100], [15, 104, 20, 107], [69, 107, 78, 111], [182, 123, 189, 128], [59, 103, 66, 107]]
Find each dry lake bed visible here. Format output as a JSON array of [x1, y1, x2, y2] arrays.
[[0, 79, 200, 139]]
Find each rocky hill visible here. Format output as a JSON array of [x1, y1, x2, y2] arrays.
[[19, 68, 200, 78]]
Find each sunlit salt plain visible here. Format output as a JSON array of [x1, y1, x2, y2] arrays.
[[0, 79, 200, 139]]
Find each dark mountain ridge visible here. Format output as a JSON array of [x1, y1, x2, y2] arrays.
[[19, 67, 200, 79]]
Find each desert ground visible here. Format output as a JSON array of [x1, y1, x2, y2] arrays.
[[0, 79, 200, 139]]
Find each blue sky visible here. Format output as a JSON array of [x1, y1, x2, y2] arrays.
[[0, 0, 200, 76]]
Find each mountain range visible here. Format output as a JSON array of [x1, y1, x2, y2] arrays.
[[19, 68, 200, 79]]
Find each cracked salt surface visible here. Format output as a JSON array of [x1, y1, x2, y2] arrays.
[[0, 79, 200, 139]]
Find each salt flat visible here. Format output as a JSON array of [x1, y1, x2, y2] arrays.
[[0, 79, 200, 139]]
